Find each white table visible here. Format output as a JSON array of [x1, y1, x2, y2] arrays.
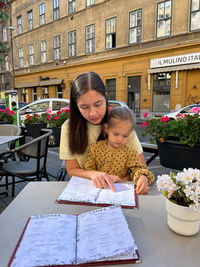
[[0, 182, 199, 267], [0, 135, 22, 146]]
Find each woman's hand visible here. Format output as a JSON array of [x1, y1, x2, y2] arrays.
[[136, 175, 149, 194], [90, 171, 116, 192]]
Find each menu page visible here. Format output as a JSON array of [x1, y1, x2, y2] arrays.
[[76, 206, 138, 264], [57, 176, 136, 208], [10, 214, 77, 267], [57, 176, 100, 203], [96, 183, 135, 207]]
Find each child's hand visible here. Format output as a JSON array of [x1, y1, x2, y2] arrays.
[[136, 175, 149, 194], [90, 171, 115, 192], [109, 175, 121, 183]]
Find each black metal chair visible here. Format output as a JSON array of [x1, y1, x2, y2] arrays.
[[0, 129, 52, 197], [56, 160, 69, 181]]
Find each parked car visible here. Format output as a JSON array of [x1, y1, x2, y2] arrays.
[[19, 98, 129, 121], [164, 103, 200, 120], [19, 98, 70, 121]]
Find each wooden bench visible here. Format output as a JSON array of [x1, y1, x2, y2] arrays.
[[141, 142, 159, 165]]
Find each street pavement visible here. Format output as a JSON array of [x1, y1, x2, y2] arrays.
[[0, 122, 174, 214]]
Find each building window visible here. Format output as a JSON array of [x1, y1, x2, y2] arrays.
[[156, 0, 172, 38], [18, 47, 24, 68], [4, 56, 9, 71], [153, 72, 171, 112], [86, 24, 95, 53], [86, 0, 95, 7], [17, 15, 22, 35], [69, 30, 76, 57], [39, 3, 45, 25], [27, 10, 33, 31], [57, 85, 63, 98], [105, 17, 116, 49], [29, 44, 35, 66], [106, 79, 116, 100], [190, 0, 200, 31], [3, 26, 7, 42], [21, 88, 26, 102], [68, 0, 76, 14], [129, 9, 142, 44], [53, 0, 60, 20], [53, 35, 61, 60], [33, 88, 37, 101], [40, 40, 47, 63]]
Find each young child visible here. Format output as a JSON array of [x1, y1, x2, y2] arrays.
[[84, 106, 154, 190]]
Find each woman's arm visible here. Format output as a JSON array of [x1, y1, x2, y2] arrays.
[[66, 159, 116, 192]]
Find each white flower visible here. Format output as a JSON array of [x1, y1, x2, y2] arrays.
[[157, 168, 200, 208], [183, 185, 192, 197]]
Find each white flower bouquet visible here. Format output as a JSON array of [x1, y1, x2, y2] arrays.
[[157, 168, 200, 211]]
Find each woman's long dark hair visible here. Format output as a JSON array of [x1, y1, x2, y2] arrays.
[[69, 71, 108, 154]]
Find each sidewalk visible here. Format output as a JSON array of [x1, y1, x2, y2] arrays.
[[0, 147, 62, 213]]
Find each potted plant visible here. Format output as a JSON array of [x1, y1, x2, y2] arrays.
[[21, 113, 48, 138], [157, 168, 200, 236], [0, 108, 16, 124], [141, 108, 200, 170], [46, 107, 70, 146]]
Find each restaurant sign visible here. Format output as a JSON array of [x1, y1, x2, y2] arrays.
[[150, 53, 200, 68]]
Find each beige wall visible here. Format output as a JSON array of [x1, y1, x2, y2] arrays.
[[11, 0, 200, 113]]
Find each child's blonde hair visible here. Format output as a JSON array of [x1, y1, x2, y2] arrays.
[[107, 106, 136, 130]]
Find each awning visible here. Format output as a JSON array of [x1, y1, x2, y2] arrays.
[[148, 63, 200, 74], [16, 79, 63, 88], [147, 63, 200, 90]]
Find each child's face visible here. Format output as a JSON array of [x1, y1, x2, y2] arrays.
[[104, 120, 132, 149]]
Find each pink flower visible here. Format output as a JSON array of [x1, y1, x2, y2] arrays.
[[60, 107, 70, 113], [192, 107, 200, 114], [144, 112, 148, 118], [54, 116, 59, 120], [160, 116, 170, 123], [46, 109, 52, 115], [141, 122, 149, 128]]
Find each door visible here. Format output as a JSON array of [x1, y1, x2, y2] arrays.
[[128, 76, 141, 117]]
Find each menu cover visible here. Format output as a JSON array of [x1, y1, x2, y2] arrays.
[[56, 176, 138, 209], [8, 206, 141, 267]]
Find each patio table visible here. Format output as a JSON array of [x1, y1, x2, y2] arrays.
[[0, 181, 199, 267]]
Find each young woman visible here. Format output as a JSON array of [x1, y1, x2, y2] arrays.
[[60, 71, 149, 194], [84, 106, 154, 188]]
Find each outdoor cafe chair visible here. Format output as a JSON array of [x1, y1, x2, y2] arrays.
[[0, 124, 21, 149], [0, 129, 52, 197]]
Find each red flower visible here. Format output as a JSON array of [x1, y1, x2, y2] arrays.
[[141, 122, 149, 128], [144, 112, 148, 118], [57, 111, 61, 115], [160, 116, 170, 123]]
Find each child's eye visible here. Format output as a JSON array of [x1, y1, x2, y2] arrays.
[[113, 133, 119, 136], [123, 135, 129, 138]]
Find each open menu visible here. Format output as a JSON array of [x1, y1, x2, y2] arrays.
[[56, 176, 137, 209], [8, 206, 141, 267]]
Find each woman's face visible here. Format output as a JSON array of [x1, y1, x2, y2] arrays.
[[77, 90, 106, 125]]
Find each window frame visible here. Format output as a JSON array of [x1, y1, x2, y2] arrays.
[[3, 25, 7, 42], [17, 15, 22, 35], [18, 47, 24, 68], [53, 0, 60, 20], [40, 40, 47, 64], [86, 0, 95, 8], [53, 35, 61, 61], [68, 0, 76, 15], [28, 43, 35, 66], [105, 16, 117, 50], [190, 0, 200, 31], [39, 3, 46, 26], [68, 30, 77, 57], [156, 0, 172, 39], [27, 9, 33, 31], [85, 24, 95, 54], [129, 9, 142, 45]]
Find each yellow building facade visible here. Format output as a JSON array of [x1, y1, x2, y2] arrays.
[[10, 0, 200, 117]]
